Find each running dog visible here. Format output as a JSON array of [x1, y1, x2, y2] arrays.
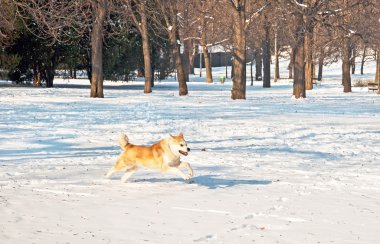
[[106, 133, 193, 182]]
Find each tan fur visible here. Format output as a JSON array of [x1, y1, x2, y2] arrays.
[[106, 133, 193, 182]]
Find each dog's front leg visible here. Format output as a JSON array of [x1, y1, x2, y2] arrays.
[[179, 162, 193, 178], [167, 167, 191, 180]]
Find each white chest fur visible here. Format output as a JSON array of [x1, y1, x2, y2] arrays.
[[164, 155, 181, 167]]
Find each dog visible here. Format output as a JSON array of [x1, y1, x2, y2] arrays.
[[105, 133, 193, 182]]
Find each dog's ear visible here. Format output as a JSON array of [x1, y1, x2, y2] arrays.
[[178, 132, 184, 138]]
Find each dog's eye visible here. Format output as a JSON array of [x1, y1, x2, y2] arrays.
[[180, 144, 184, 147]]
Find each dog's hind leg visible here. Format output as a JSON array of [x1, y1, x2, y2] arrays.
[[121, 165, 138, 183], [105, 166, 116, 178], [105, 158, 130, 178]]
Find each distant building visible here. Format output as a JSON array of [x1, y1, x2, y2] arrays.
[[192, 45, 233, 68]]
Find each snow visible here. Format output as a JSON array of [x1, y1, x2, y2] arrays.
[[1, 60, 380, 244]]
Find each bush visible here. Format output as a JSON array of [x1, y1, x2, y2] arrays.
[[353, 79, 373, 87]]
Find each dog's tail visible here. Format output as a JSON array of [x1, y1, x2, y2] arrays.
[[118, 133, 129, 150]]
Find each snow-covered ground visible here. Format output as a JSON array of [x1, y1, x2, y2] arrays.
[[1, 61, 380, 244]]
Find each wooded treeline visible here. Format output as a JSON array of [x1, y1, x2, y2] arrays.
[[0, 0, 379, 99]]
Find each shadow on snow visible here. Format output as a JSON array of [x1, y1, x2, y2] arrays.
[[133, 174, 272, 189]]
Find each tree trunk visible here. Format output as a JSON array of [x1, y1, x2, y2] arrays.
[[231, 4, 246, 100], [90, 0, 107, 98], [46, 65, 54, 88], [274, 27, 280, 82], [170, 28, 188, 96], [225, 51, 228, 79], [318, 48, 324, 81], [183, 39, 192, 81], [158, 48, 165, 80], [274, 54, 280, 82], [250, 58, 253, 86], [189, 41, 195, 75], [193, 45, 199, 76], [151, 45, 156, 87], [200, 16, 212, 83], [342, 37, 352, 93], [288, 51, 294, 79], [255, 47, 262, 81], [140, 2, 152, 93], [46, 44, 60, 88], [262, 18, 270, 88], [202, 47, 213, 83], [376, 51, 380, 94], [351, 48, 356, 74], [305, 26, 313, 90], [231, 62, 234, 79], [361, 46, 367, 75], [86, 48, 91, 81], [293, 7, 305, 99], [199, 52, 202, 77]]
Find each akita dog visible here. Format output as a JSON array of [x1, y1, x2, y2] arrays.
[[106, 133, 193, 182]]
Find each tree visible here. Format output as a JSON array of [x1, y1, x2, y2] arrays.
[[273, 24, 280, 83], [370, 1, 380, 93], [376, 52, 380, 93], [228, 0, 247, 99], [6, 22, 62, 87], [153, 0, 188, 96], [326, 0, 368, 93], [226, 0, 269, 98], [360, 0, 380, 93], [199, 1, 214, 84], [262, 11, 271, 88], [15, 0, 126, 97], [124, 0, 153, 93], [103, 32, 143, 82], [292, 0, 306, 98], [90, 0, 107, 98], [304, 1, 315, 91], [255, 45, 263, 81]]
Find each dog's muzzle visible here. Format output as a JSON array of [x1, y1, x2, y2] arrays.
[[179, 148, 190, 156]]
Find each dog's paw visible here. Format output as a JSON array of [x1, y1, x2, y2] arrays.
[[183, 175, 192, 181]]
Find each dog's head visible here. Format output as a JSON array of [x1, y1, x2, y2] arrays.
[[168, 133, 190, 157]]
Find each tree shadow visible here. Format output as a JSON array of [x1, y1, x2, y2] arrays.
[[133, 174, 272, 189], [0, 135, 117, 164], [190, 175, 272, 189]]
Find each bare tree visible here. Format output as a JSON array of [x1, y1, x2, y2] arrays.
[[291, 0, 306, 98], [304, 0, 331, 90], [124, 0, 152, 93], [226, 0, 268, 99], [371, 1, 380, 93], [362, 0, 380, 93], [227, 0, 247, 99], [153, 0, 188, 96], [90, 0, 107, 98], [324, 0, 369, 93], [262, 9, 271, 88], [199, 1, 214, 83]]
